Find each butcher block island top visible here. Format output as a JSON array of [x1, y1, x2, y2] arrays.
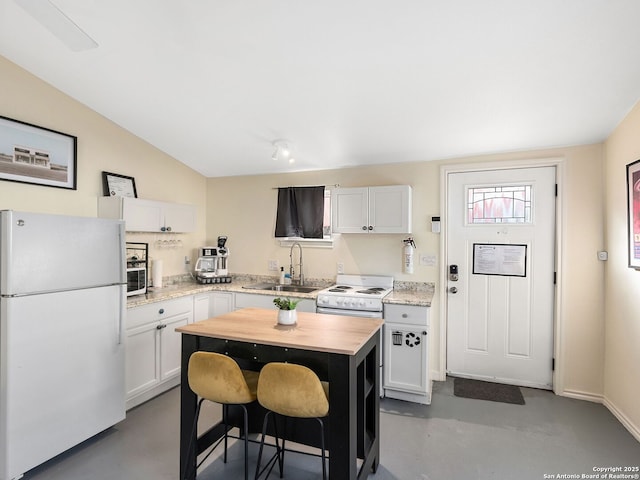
[[176, 307, 383, 355]]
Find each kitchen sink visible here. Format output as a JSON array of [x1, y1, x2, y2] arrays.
[[242, 283, 320, 294]]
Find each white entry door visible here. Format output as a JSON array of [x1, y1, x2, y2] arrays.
[[446, 166, 556, 389]]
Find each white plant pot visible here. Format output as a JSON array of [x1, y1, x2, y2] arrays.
[[277, 309, 297, 325]]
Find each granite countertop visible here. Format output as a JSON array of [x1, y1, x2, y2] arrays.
[[127, 275, 435, 308]]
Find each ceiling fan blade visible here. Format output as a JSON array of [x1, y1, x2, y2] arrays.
[[15, 0, 98, 51]]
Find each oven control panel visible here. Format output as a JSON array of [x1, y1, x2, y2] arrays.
[[316, 295, 382, 311]]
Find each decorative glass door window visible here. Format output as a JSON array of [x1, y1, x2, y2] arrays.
[[467, 185, 532, 224]]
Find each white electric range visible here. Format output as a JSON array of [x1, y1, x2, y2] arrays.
[[315, 274, 394, 318]]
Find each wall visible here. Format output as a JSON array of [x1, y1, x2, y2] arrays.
[[0, 56, 208, 276], [603, 101, 640, 440], [207, 143, 606, 400]]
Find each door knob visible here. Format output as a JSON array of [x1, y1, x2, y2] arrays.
[[449, 287, 458, 294]]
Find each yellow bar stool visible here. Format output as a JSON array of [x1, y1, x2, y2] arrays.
[[182, 352, 259, 480], [254, 362, 329, 480]]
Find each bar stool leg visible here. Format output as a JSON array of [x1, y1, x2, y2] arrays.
[[316, 417, 327, 480], [255, 411, 285, 480], [223, 404, 229, 463], [242, 405, 249, 480]]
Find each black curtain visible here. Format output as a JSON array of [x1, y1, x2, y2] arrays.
[[274, 186, 325, 238]]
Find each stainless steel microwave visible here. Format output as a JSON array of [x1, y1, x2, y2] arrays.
[[126, 267, 147, 296]]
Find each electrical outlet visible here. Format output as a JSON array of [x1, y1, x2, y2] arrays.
[[337, 262, 344, 274], [268, 259, 279, 271], [184, 256, 190, 265]]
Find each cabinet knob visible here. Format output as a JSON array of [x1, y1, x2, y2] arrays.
[[160, 227, 166, 232], [362, 226, 367, 231], [166, 226, 172, 232], [156, 324, 167, 330], [159, 308, 165, 314], [402, 313, 408, 318], [368, 225, 373, 230]]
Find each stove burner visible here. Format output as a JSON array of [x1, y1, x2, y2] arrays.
[[328, 288, 347, 292], [357, 289, 380, 294], [367, 287, 386, 292], [334, 285, 352, 290]]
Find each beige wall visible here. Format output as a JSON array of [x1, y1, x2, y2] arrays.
[[603, 101, 640, 439], [0, 56, 208, 276], [207, 144, 607, 401]]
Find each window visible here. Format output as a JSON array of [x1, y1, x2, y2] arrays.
[[276, 189, 333, 247], [467, 185, 532, 224]]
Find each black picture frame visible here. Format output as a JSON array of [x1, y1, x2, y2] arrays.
[[626, 159, 640, 269], [0, 115, 77, 190], [102, 171, 137, 198]]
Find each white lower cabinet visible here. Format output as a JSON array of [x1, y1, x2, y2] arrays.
[[194, 292, 234, 321], [234, 292, 316, 312], [383, 304, 431, 404], [125, 296, 193, 410]]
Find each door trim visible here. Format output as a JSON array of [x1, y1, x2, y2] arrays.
[[438, 156, 566, 395]]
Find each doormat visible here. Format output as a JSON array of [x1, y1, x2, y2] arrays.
[[453, 377, 525, 405]]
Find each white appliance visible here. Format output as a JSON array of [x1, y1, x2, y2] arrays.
[[315, 274, 393, 317], [316, 274, 393, 396], [0, 210, 126, 480]]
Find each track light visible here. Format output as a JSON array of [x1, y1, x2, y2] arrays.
[[271, 140, 294, 162]]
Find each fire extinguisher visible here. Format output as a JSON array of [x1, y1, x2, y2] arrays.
[[403, 237, 416, 274]]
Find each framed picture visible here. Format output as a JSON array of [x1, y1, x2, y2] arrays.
[[627, 159, 640, 269], [0, 115, 77, 190], [102, 171, 137, 198]]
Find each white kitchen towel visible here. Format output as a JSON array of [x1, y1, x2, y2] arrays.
[[153, 259, 163, 288]]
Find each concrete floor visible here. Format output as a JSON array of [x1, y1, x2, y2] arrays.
[[24, 378, 640, 480]]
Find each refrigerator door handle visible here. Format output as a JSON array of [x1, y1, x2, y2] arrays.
[[118, 286, 126, 345]]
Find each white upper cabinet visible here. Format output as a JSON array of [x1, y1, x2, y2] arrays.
[[332, 185, 412, 234], [98, 197, 196, 233]]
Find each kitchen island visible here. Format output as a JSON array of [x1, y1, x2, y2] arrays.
[[177, 307, 383, 480]]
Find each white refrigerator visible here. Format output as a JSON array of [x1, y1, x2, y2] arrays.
[[0, 210, 127, 480]]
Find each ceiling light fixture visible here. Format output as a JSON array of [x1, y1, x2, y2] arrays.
[[271, 140, 295, 164]]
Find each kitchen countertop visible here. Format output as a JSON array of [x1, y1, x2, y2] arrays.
[[127, 276, 435, 308], [177, 307, 383, 355]]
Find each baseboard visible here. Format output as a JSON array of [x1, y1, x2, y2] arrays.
[[603, 397, 640, 443], [126, 376, 181, 411], [559, 388, 604, 404]]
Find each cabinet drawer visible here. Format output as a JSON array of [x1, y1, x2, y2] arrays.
[[384, 304, 428, 326], [127, 296, 193, 329]]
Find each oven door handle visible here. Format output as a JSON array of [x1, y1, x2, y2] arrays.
[[316, 306, 383, 318]]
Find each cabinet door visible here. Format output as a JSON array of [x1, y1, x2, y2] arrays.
[[383, 324, 428, 394], [163, 203, 196, 233], [123, 198, 164, 232], [160, 313, 190, 380], [193, 294, 210, 322], [211, 292, 234, 316], [369, 185, 412, 233], [125, 322, 160, 399], [332, 187, 369, 233]]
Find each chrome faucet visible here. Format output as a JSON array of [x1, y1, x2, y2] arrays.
[[289, 242, 304, 285]]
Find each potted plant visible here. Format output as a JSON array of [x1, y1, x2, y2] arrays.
[[273, 297, 300, 325]]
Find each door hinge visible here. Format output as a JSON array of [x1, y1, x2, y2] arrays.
[[555, 184, 558, 196], [553, 272, 557, 284], [552, 358, 555, 371]]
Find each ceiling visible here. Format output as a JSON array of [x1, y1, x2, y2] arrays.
[[2, 1, 640, 178]]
